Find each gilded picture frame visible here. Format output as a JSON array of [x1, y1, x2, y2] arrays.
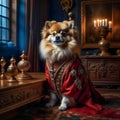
[[81, 0, 120, 48]]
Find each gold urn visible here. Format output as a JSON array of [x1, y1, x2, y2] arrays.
[[98, 37, 110, 56], [7, 57, 18, 82], [116, 49, 120, 56], [17, 51, 32, 81], [98, 27, 111, 56]]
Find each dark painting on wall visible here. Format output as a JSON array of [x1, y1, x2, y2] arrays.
[[81, 0, 120, 48]]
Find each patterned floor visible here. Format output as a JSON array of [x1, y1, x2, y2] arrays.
[[11, 88, 120, 120]]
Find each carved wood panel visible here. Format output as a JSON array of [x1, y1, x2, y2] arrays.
[[81, 56, 120, 86], [0, 73, 45, 115], [0, 84, 42, 110], [88, 61, 119, 81]]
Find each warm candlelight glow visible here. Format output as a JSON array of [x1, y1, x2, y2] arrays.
[[93, 18, 112, 56], [0, 80, 4, 86], [94, 20, 96, 27], [109, 21, 112, 28], [99, 20, 102, 27], [94, 18, 112, 28], [104, 19, 108, 26], [97, 19, 100, 27], [102, 19, 104, 26]]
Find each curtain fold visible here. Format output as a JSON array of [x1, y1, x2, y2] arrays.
[[28, 0, 47, 72]]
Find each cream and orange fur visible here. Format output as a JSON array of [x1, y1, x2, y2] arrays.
[[39, 20, 80, 110], [40, 20, 80, 63]]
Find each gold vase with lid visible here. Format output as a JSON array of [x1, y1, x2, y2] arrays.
[[17, 51, 32, 81], [0, 57, 7, 80], [7, 57, 18, 82], [98, 27, 111, 56], [98, 37, 110, 56]]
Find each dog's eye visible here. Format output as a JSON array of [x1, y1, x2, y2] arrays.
[[52, 31, 57, 36], [60, 31, 66, 36]]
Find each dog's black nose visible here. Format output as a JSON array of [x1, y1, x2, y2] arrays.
[[53, 36, 63, 44], [56, 36, 61, 41]]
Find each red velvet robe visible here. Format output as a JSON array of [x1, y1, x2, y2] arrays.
[[45, 55, 104, 111]]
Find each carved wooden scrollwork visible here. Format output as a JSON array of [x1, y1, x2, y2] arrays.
[[88, 63, 100, 72], [88, 61, 119, 79], [0, 85, 41, 109], [60, 0, 73, 12], [81, 56, 120, 86]]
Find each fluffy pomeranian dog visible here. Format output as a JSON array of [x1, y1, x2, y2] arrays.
[[39, 20, 104, 111]]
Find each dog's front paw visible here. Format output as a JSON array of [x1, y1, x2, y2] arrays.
[[45, 99, 57, 107], [58, 103, 67, 111], [45, 102, 55, 107]]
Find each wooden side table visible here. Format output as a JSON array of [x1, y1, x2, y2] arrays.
[[80, 56, 120, 86], [0, 72, 45, 115]]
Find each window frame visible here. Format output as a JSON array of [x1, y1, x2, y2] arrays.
[[0, 0, 10, 44], [11, 0, 17, 45], [0, 0, 17, 46]]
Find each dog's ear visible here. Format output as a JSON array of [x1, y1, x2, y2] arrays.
[[44, 21, 56, 29], [68, 20, 75, 29], [42, 21, 56, 39], [63, 20, 75, 29], [63, 20, 79, 41]]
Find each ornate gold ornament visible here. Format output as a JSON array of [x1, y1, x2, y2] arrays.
[[17, 51, 32, 81], [60, 0, 73, 12], [0, 57, 7, 80], [7, 57, 18, 82], [98, 27, 111, 56], [116, 49, 120, 56]]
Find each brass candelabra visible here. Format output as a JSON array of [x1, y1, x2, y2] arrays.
[[98, 26, 112, 56], [94, 19, 112, 56]]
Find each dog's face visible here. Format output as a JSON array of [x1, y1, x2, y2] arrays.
[[46, 22, 68, 46], [40, 20, 80, 62]]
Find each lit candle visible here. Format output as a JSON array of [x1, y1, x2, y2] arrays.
[[99, 20, 102, 27], [0, 80, 4, 87], [102, 19, 104, 26], [109, 21, 112, 28], [94, 20, 96, 27], [104, 19, 108, 26], [97, 19, 100, 27]]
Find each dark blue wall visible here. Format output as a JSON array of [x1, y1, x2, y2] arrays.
[[48, 0, 68, 21], [47, 0, 81, 30]]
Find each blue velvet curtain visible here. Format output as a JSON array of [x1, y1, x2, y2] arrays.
[[28, 0, 47, 72]]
